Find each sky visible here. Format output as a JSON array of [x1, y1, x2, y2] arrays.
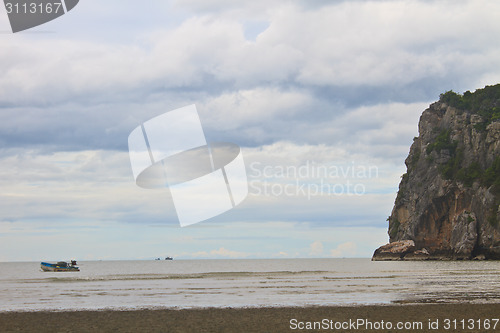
[[1, 0, 500, 261]]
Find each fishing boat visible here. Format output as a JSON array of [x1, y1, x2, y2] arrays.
[[165, 257, 173, 260], [40, 260, 80, 272]]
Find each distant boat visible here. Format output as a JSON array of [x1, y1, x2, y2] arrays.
[[40, 260, 79, 272], [155, 258, 161, 260], [165, 257, 173, 260]]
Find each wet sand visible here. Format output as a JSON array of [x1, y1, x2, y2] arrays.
[[1, 304, 499, 332]]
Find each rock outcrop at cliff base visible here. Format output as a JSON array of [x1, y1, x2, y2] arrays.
[[373, 84, 500, 261]]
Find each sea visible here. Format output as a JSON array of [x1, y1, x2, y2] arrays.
[[0, 259, 499, 312]]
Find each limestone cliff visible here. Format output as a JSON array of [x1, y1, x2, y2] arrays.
[[373, 84, 500, 260]]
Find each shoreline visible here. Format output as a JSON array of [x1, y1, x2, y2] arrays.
[[1, 300, 500, 313], [1, 303, 499, 332]]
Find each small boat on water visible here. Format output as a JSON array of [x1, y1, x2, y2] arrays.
[[165, 257, 173, 260], [40, 260, 79, 272]]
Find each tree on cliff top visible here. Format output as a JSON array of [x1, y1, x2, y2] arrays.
[[439, 84, 500, 130]]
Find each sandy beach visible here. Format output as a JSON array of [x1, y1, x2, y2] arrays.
[[1, 304, 499, 332]]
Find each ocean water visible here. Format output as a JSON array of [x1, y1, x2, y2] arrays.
[[0, 259, 499, 312]]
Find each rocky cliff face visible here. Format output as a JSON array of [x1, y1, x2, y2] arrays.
[[373, 84, 500, 260]]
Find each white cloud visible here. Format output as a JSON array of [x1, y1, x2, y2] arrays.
[[1, 0, 499, 261], [330, 242, 357, 258], [309, 241, 324, 256], [200, 87, 312, 131], [275, 251, 288, 257], [0, 140, 401, 229], [191, 247, 248, 258], [259, 1, 500, 87], [173, 0, 272, 17], [0, 128, 405, 263], [0, 150, 178, 224], [2, 0, 500, 107], [325, 102, 427, 161], [2, 1, 500, 158]]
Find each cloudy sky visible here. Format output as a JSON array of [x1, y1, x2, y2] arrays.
[[1, 0, 499, 261]]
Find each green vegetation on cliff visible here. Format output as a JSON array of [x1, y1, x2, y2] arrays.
[[425, 129, 456, 155], [426, 85, 500, 188], [483, 156, 500, 191], [431, 85, 500, 227], [376, 83, 500, 260], [439, 84, 500, 131], [426, 127, 498, 189]]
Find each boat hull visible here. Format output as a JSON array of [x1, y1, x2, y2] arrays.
[[40, 262, 80, 272]]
